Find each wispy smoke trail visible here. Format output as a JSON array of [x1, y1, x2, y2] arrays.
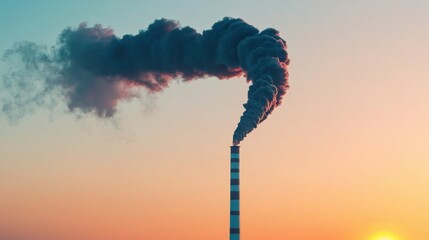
[[1, 17, 289, 144]]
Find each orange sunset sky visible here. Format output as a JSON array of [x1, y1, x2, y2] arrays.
[[1, 1, 428, 240]]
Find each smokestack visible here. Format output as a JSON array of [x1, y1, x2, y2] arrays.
[[230, 145, 240, 240]]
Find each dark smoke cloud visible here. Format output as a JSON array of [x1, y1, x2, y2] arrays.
[[1, 17, 289, 144]]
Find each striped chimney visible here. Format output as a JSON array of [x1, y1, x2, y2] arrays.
[[230, 146, 240, 240]]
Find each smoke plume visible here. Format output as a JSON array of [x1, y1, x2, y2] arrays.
[[1, 17, 289, 145]]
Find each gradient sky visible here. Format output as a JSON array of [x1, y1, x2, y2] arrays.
[[1, 1, 428, 240]]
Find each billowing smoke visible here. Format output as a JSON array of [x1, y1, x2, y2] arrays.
[[1, 17, 289, 145]]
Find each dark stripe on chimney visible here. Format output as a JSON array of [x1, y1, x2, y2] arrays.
[[230, 191, 240, 200]]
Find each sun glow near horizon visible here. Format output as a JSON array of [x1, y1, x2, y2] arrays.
[[370, 231, 401, 240]]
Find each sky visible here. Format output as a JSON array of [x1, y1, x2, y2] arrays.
[[0, 0, 428, 240]]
